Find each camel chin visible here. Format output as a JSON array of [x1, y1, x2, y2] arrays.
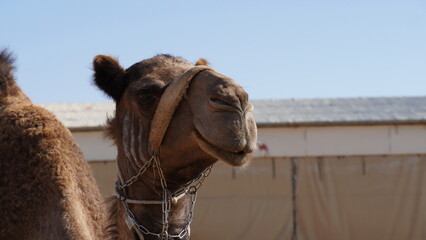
[[193, 130, 252, 167]]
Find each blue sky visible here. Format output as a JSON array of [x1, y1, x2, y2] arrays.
[[1, 1, 425, 103]]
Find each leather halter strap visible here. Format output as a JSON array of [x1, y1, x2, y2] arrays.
[[148, 65, 211, 155]]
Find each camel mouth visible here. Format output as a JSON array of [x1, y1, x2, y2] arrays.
[[193, 129, 252, 167]]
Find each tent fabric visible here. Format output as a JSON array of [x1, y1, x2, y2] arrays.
[[191, 155, 426, 240], [192, 159, 293, 240], [297, 155, 426, 240]]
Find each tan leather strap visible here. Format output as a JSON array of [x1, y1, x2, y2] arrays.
[[148, 65, 211, 155]]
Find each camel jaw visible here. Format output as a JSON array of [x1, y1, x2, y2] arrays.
[[192, 130, 252, 167]]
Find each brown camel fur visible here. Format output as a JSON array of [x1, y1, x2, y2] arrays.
[[0, 50, 108, 240], [93, 54, 257, 239]]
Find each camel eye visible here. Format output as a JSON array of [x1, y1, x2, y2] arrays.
[[137, 90, 155, 103]]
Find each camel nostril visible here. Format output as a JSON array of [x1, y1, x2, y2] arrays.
[[210, 97, 233, 106], [209, 97, 242, 113]]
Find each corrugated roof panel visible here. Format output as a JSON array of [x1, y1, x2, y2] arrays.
[[41, 102, 115, 129], [251, 97, 426, 126]]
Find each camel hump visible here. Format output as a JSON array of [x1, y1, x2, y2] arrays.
[[0, 49, 16, 93], [0, 49, 30, 103]]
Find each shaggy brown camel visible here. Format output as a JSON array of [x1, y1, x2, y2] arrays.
[[0, 50, 108, 240], [93, 54, 257, 240]]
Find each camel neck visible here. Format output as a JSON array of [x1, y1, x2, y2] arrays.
[[113, 108, 216, 239]]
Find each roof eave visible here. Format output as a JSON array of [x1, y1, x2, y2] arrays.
[[256, 120, 426, 128]]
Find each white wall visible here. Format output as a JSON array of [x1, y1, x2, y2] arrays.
[[72, 124, 426, 161], [72, 131, 117, 161], [254, 124, 426, 157]]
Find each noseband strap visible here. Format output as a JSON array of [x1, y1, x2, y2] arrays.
[[148, 65, 211, 155]]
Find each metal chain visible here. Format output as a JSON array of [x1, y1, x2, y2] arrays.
[[161, 189, 170, 239], [119, 189, 199, 239], [119, 154, 156, 190], [116, 153, 213, 239], [171, 164, 212, 199]]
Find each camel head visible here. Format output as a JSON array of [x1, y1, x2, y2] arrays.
[[93, 54, 257, 239], [93, 54, 257, 175]]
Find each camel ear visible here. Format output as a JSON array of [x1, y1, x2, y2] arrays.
[[93, 55, 126, 101], [195, 58, 209, 66]]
